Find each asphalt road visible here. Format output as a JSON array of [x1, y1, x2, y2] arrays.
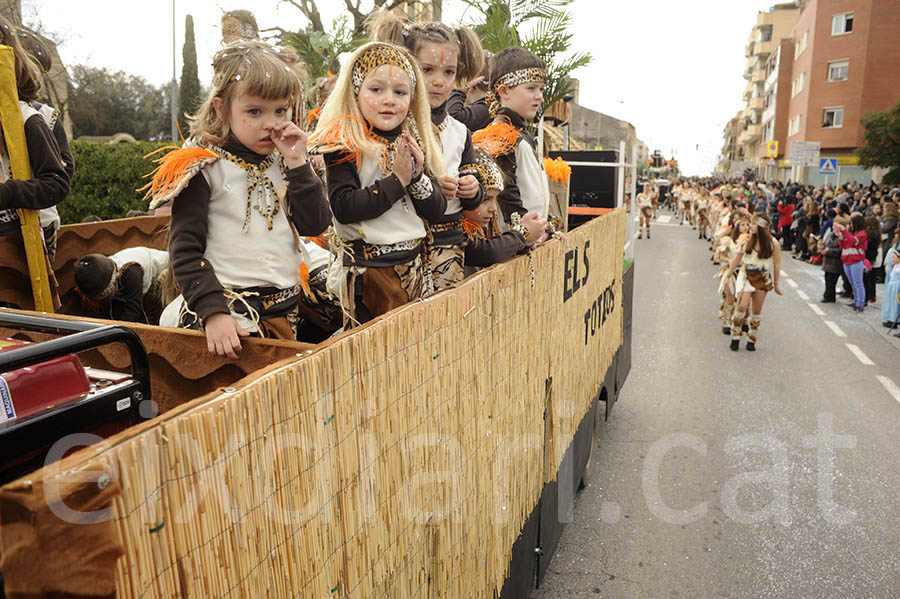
[[532, 209, 900, 599]]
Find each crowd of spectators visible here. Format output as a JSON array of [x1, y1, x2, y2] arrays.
[[744, 180, 900, 331]]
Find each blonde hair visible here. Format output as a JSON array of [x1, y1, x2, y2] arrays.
[[189, 41, 305, 146], [311, 42, 445, 179]]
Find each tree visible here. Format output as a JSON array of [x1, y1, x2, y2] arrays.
[[280, 15, 367, 85], [460, 0, 592, 118], [858, 99, 900, 185], [179, 14, 202, 136], [68, 66, 170, 140], [277, 0, 411, 36]]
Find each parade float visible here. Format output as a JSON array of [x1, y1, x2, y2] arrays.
[[0, 48, 636, 599]]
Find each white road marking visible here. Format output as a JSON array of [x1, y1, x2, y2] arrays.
[[786, 279, 798, 288], [808, 303, 826, 316], [877, 376, 900, 404], [846, 344, 875, 366], [796, 289, 810, 301], [824, 320, 846, 337], [658, 215, 672, 223], [780, 270, 787, 277]]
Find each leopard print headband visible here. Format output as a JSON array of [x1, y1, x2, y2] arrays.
[[486, 67, 546, 116], [460, 156, 504, 193], [352, 44, 417, 96]]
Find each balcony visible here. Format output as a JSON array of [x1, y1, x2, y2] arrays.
[[752, 69, 766, 84], [748, 97, 764, 111], [745, 124, 762, 142], [753, 40, 775, 57], [762, 104, 776, 124]]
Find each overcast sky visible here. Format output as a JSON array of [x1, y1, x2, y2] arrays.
[[26, 0, 781, 176]]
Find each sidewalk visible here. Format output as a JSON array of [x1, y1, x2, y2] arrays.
[[786, 253, 900, 351]]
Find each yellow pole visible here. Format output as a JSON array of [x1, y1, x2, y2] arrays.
[[0, 45, 54, 312]]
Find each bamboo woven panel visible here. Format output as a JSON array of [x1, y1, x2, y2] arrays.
[[4, 209, 625, 599]]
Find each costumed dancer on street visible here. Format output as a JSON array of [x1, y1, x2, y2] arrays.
[[637, 183, 653, 239], [715, 217, 749, 335], [73, 247, 169, 324], [146, 42, 331, 357], [0, 15, 69, 310], [472, 47, 550, 229], [371, 13, 486, 292], [725, 213, 782, 351], [696, 187, 710, 240], [460, 150, 545, 275], [309, 42, 447, 324]]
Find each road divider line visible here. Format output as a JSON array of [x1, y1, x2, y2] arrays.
[[658, 215, 672, 223], [786, 279, 798, 288], [846, 344, 875, 366], [808, 303, 826, 316], [796, 289, 810, 301], [824, 320, 846, 337], [877, 376, 900, 404]]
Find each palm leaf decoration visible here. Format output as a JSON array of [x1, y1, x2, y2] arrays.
[[460, 0, 592, 119]]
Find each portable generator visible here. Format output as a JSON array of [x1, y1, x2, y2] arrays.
[[0, 311, 154, 485]]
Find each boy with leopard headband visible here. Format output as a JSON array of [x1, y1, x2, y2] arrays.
[[472, 47, 549, 227]]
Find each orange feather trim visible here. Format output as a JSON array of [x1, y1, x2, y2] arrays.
[[308, 235, 329, 249], [308, 114, 372, 168], [139, 145, 219, 204], [544, 156, 572, 185], [462, 217, 486, 242], [472, 117, 519, 158], [299, 262, 312, 297], [305, 106, 322, 127]]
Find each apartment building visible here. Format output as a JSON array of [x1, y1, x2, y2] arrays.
[[718, 110, 749, 176], [736, 3, 801, 167], [758, 38, 795, 180], [782, 0, 900, 185]]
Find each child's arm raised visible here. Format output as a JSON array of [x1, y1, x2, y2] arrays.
[[0, 115, 69, 211], [494, 152, 526, 224], [402, 133, 447, 223], [446, 88, 491, 132], [326, 148, 410, 223], [269, 121, 332, 235], [456, 133, 484, 210]]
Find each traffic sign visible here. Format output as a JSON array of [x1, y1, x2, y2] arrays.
[[765, 140, 779, 158], [818, 158, 837, 175], [789, 141, 821, 165], [767, 158, 777, 166]]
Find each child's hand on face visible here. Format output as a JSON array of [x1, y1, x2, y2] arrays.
[[521, 211, 547, 245], [457, 175, 479, 199], [439, 177, 459, 201], [204, 312, 250, 360], [268, 121, 308, 169]]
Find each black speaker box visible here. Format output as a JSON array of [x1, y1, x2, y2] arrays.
[[548, 150, 619, 229]]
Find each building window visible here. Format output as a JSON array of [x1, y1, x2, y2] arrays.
[[832, 12, 853, 35], [827, 60, 849, 82], [758, 24, 773, 43], [788, 114, 802, 137], [823, 107, 844, 128], [791, 72, 805, 98], [794, 31, 808, 59]]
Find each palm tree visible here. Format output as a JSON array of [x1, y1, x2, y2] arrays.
[[460, 0, 591, 117]]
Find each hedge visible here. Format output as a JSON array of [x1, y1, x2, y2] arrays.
[[60, 141, 172, 224]]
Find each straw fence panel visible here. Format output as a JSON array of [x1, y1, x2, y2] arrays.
[[5, 208, 625, 598]]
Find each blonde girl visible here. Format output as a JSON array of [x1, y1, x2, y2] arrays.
[[716, 217, 749, 334], [146, 42, 331, 357], [370, 13, 486, 291], [310, 42, 447, 323]]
